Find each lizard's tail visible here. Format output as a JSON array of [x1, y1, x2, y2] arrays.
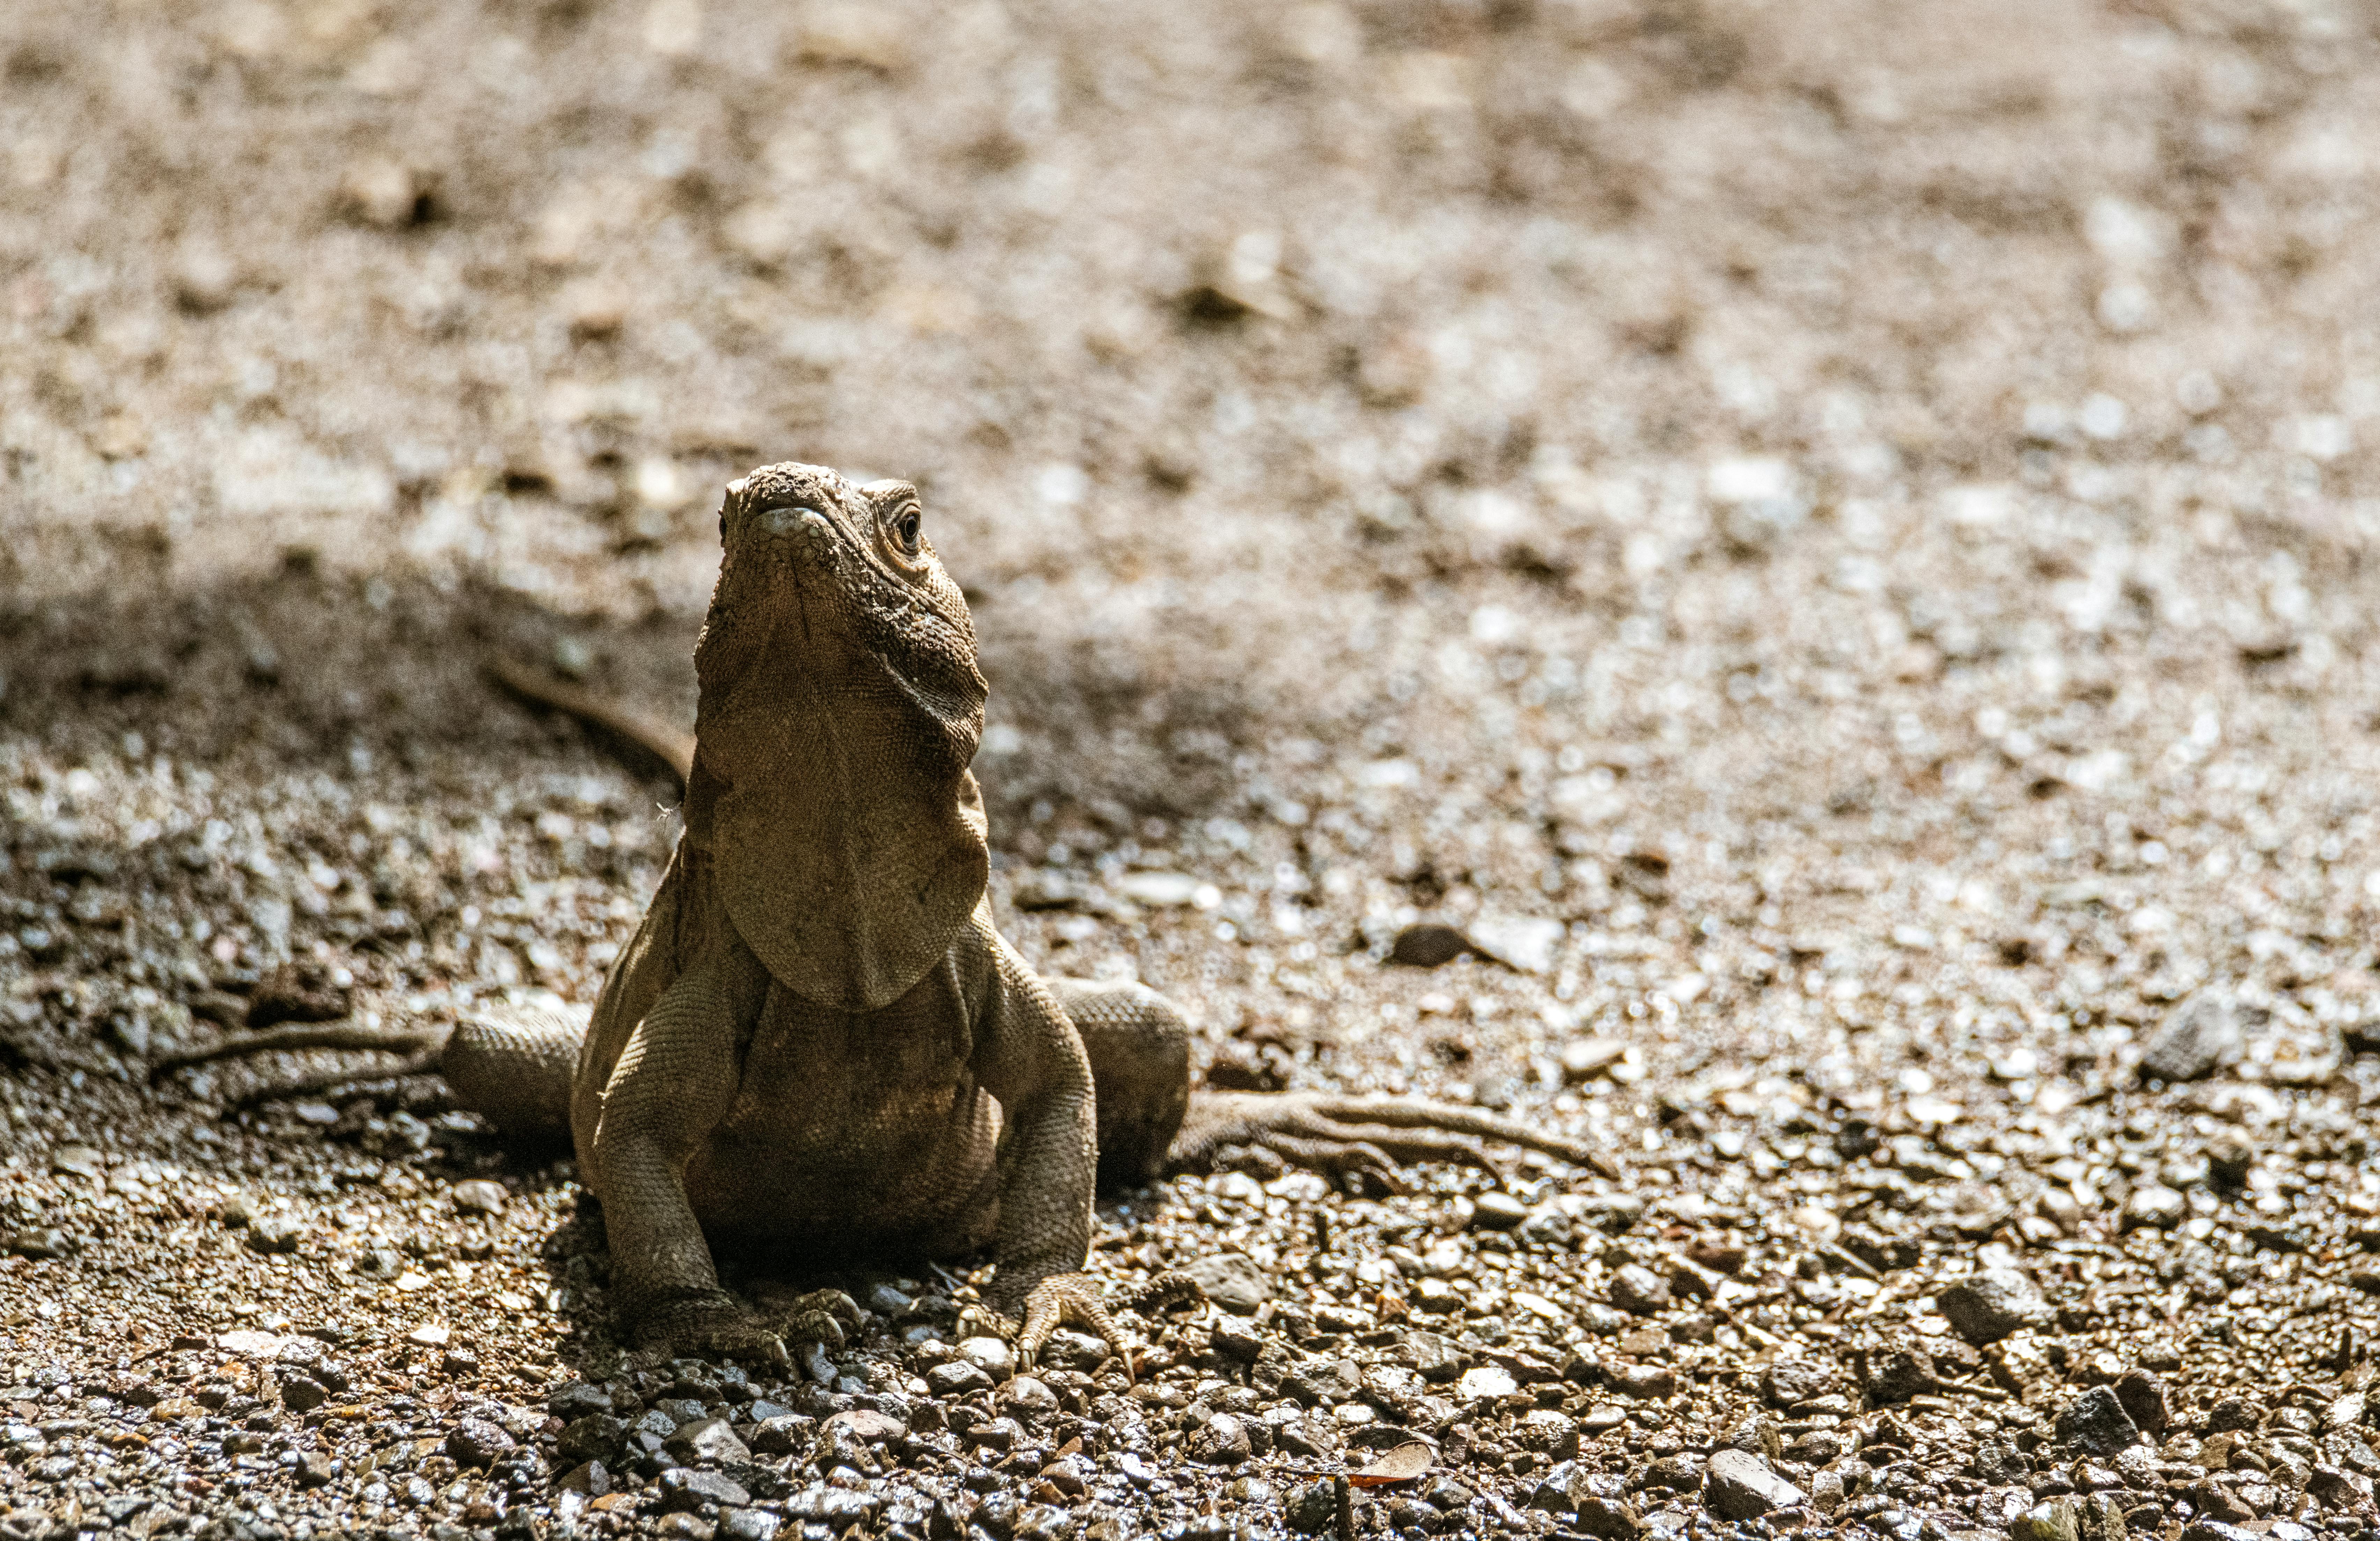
[[486, 654, 694, 791], [151, 1023, 449, 1073]]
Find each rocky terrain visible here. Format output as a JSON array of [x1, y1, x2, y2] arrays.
[[9, 1, 2380, 1540]]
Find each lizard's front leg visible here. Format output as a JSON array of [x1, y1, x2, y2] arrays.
[[585, 942, 785, 1366], [971, 941, 1122, 1369]]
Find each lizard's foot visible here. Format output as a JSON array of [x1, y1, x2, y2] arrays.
[[1173, 1091, 1608, 1193], [631, 1290, 791, 1370], [764, 1288, 862, 1386], [986, 1271, 1127, 1372], [769, 1288, 859, 1356]]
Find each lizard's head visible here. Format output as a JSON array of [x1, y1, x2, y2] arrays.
[[689, 462, 990, 1013], [704, 462, 983, 718]]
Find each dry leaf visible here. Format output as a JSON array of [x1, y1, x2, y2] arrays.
[[1349, 1440, 1432, 1487]]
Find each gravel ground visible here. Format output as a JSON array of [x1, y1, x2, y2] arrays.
[[11, 1, 2380, 1540]]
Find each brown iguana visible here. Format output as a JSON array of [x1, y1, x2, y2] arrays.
[[162, 462, 1595, 1368]]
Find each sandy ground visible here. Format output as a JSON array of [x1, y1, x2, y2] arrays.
[[9, 1, 2380, 1539]]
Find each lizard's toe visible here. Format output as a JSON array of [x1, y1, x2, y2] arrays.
[[787, 1288, 863, 1330], [781, 1309, 846, 1353], [634, 1292, 790, 1370], [1009, 1271, 1125, 1372], [1172, 1090, 1601, 1185], [956, 1300, 1017, 1344], [1258, 1132, 1407, 1195], [1213, 1142, 1288, 1180]]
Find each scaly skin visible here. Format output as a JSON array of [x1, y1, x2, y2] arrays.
[[168, 462, 1600, 1371]]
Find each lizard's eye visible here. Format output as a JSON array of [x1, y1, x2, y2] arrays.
[[878, 501, 924, 561], [862, 480, 930, 569]]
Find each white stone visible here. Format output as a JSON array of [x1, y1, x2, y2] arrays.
[[1117, 871, 1200, 907], [1706, 457, 1793, 504], [1466, 915, 1564, 975], [958, 1335, 1015, 1382]]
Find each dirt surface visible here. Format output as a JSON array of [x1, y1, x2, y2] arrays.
[[11, 1, 2380, 1540]]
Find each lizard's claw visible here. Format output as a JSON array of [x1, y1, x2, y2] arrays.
[[633, 1291, 791, 1371], [777, 1288, 861, 1354], [1004, 1271, 1126, 1373]]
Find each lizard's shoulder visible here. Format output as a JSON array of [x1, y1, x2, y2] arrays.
[[946, 895, 1016, 983], [940, 894, 1065, 1020]]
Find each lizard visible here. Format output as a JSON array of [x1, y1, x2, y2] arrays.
[[157, 462, 1598, 1371]]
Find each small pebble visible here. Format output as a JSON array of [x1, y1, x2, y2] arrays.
[[956, 1336, 1015, 1381], [1610, 1264, 1673, 1316], [51, 1145, 106, 1180], [1705, 1449, 1807, 1520], [1470, 1192, 1529, 1231], [446, 1416, 517, 1468], [245, 1214, 304, 1254], [1389, 922, 1472, 968], [1937, 1270, 2056, 1345], [664, 1417, 751, 1464], [450, 1179, 508, 1215]]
